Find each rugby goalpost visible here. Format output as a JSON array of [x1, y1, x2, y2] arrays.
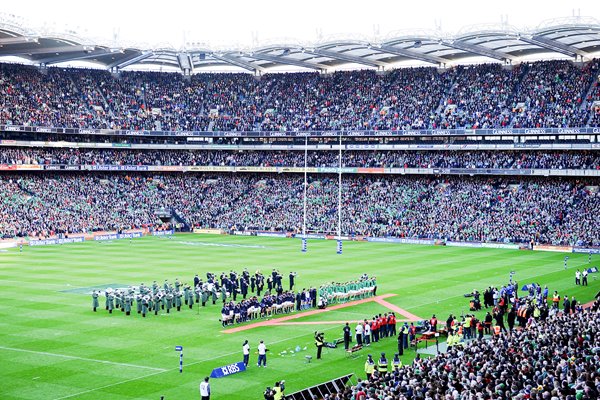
[[300, 132, 343, 255]]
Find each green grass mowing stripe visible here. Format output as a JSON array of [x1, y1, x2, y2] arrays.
[[0, 346, 167, 371], [1, 234, 599, 399]]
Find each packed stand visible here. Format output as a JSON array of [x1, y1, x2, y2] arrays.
[[433, 63, 523, 129], [511, 60, 598, 128], [586, 68, 600, 127], [1, 174, 599, 247], [2, 174, 165, 237], [337, 310, 600, 400], [1, 59, 600, 132]]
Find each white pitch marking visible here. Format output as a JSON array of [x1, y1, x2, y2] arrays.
[[0, 346, 167, 372], [51, 370, 166, 400], [48, 326, 340, 400]]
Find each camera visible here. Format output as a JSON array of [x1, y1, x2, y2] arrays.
[[264, 386, 275, 399]]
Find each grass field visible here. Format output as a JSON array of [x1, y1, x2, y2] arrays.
[[0, 234, 598, 400]]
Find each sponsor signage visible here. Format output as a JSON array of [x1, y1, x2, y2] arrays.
[[151, 230, 174, 236], [325, 235, 350, 240], [533, 245, 573, 253], [82, 165, 150, 171], [481, 242, 520, 250], [367, 237, 435, 245], [94, 232, 143, 241], [256, 231, 287, 238], [301, 234, 326, 239], [210, 361, 246, 378], [573, 247, 600, 254], [6, 124, 600, 137], [29, 237, 85, 246], [193, 228, 224, 234], [446, 241, 483, 248]]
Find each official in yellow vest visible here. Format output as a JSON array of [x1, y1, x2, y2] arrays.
[[364, 354, 375, 380], [378, 352, 388, 373], [314, 331, 324, 359]]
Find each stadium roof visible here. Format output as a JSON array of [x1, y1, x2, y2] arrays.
[[1, 16, 600, 73]]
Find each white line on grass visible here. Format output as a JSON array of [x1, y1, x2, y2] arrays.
[[0, 346, 167, 372], [48, 325, 340, 400], [52, 370, 166, 400], [0, 279, 85, 288]]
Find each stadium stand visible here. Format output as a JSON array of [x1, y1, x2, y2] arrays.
[[1, 174, 598, 247], [325, 311, 600, 400], [0, 59, 599, 248], [1, 59, 600, 131], [0, 148, 599, 169], [2, 14, 600, 400]]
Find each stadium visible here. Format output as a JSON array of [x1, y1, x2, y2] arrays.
[[1, 1, 600, 399]]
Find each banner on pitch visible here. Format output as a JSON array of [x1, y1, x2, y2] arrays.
[[209, 361, 246, 378]]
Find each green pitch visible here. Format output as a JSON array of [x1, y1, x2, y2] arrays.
[[0, 235, 598, 400]]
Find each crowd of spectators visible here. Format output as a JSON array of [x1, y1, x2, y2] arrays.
[[433, 63, 523, 129], [512, 60, 597, 128], [1, 174, 598, 247], [0, 174, 164, 237], [587, 76, 600, 127], [335, 310, 600, 400], [1, 59, 599, 132], [1, 148, 599, 170]]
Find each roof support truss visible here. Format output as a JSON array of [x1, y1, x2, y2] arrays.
[[518, 35, 586, 58], [105, 52, 154, 70], [0, 44, 94, 57], [36, 50, 110, 65], [377, 44, 447, 65], [210, 53, 264, 72], [441, 40, 511, 62], [248, 52, 327, 71], [0, 36, 38, 46], [306, 48, 386, 68]]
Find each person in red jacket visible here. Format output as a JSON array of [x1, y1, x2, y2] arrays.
[[430, 314, 438, 332], [371, 317, 379, 342], [380, 314, 388, 338], [388, 313, 397, 336]]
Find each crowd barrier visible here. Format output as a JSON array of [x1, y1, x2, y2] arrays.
[[285, 374, 354, 400]]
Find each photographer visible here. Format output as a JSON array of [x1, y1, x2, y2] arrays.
[[314, 331, 324, 360], [263, 386, 275, 400]]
